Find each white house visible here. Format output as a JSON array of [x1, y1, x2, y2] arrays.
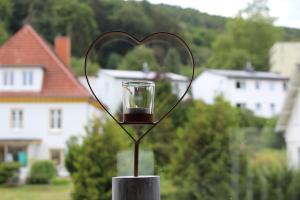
[[79, 69, 189, 113], [276, 64, 300, 168], [270, 42, 300, 77], [192, 68, 289, 117], [0, 25, 102, 178]]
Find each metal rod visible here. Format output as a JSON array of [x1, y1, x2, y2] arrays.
[[134, 141, 139, 177]]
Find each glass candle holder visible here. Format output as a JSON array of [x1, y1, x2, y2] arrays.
[[122, 81, 155, 123]]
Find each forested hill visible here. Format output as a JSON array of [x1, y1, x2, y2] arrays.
[[152, 4, 227, 30], [1, 0, 300, 72], [155, 3, 300, 41]]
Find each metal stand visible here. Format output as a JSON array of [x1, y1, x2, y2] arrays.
[[112, 176, 160, 200]]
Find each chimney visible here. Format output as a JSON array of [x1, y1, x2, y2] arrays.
[[55, 36, 71, 66]]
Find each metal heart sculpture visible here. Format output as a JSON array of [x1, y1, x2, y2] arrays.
[[84, 31, 195, 145]]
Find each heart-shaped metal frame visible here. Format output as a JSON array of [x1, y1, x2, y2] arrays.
[[84, 31, 194, 176]]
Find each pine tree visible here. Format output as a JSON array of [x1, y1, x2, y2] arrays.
[[71, 119, 129, 200], [169, 98, 248, 200]]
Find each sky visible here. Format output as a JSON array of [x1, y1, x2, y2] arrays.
[[147, 0, 300, 29]]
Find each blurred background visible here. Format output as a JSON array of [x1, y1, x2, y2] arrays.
[[0, 0, 300, 199]]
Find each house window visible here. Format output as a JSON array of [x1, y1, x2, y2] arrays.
[[255, 81, 260, 90], [50, 149, 63, 165], [236, 80, 246, 89], [269, 81, 275, 91], [3, 71, 14, 86], [270, 103, 275, 115], [6, 147, 27, 166], [283, 82, 288, 91], [50, 109, 62, 130], [236, 103, 246, 109], [255, 103, 261, 111], [11, 109, 23, 129], [22, 71, 33, 86]]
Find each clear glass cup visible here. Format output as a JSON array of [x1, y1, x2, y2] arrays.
[[122, 81, 155, 123]]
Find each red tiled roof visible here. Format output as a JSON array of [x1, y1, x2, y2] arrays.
[[0, 25, 90, 98]]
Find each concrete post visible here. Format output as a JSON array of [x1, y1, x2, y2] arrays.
[[112, 176, 160, 200]]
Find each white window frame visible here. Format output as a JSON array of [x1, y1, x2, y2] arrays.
[[236, 103, 246, 109], [255, 103, 261, 112], [283, 82, 288, 91], [255, 81, 260, 90], [270, 103, 275, 115], [235, 80, 246, 90], [11, 109, 23, 130], [3, 71, 14, 86], [22, 71, 34, 86], [49, 109, 63, 131], [269, 81, 275, 91], [49, 148, 64, 166]]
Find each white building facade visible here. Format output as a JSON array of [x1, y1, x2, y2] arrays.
[[192, 69, 289, 118], [270, 42, 300, 77], [0, 25, 101, 178], [80, 69, 189, 114], [277, 65, 300, 168]]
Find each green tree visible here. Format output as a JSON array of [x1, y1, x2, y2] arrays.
[[119, 46, 158, 71], [7, 0, 97, 56], [0, 22, 9, 45], [0, 0, 12, 46], [71, 119, 129, 200], [108, 2, 153, 39], [249, 162, 292, 200], [169, 98, 248, 200], [106, 53, 123, 69], [24, 0, 55, 42], [144, 81, 180, 169], [71, 57, 99, 76], [207, 0, 281, 70], [236, 108, 267, 128], [52, 0, 97, 56], [164, 48, 182, 73], [185, 27, 217, 48], [0, 0, 12, 24], [5, 0, 56, 42], [65, 136, 82, 175], [140, 0, 181, 33], [287, 170, 300, 199]]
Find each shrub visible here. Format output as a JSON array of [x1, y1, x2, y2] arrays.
[[28, 160, 57, 184], [71, 119, 128, 200], [0, 162, 20, 185], [51, 177, 70, 186], [65, 136, 82, 175]]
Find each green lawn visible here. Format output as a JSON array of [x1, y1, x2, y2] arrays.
[[0, 185, 71, 200]]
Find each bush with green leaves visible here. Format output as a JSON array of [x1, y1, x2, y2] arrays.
[[68, 119, 129, 200], [0, 162, 20, 185], [119, 45, 158, 71], [71, 57, 100, 76], [169, 97, 249, 200], [28, 160, 57, 184]]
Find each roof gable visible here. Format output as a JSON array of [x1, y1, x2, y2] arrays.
[[0, 25, 90, 98]]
